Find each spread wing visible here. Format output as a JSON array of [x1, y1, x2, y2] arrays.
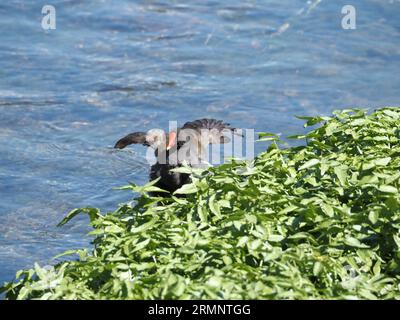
[[114, 132, 149, 149], [181, 118, 233, 131], [180, 118, 241, 144]]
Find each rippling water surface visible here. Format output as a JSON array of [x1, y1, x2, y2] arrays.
[[0, 0, 399, 287]]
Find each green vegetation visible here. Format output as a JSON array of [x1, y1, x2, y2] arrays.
[[2, 107, 400, 300]]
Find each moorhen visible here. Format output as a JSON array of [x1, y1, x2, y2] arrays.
[[114, 118, 240, 195]]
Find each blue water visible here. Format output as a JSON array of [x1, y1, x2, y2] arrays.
[[0, 0, 399, 288]]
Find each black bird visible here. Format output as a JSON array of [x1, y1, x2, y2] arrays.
[[114, 119, 240, 195]]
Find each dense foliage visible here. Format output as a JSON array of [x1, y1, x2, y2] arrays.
[[2, 108, 400, 300]]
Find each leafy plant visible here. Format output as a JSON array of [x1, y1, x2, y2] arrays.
[[1, 107, 400, 300]]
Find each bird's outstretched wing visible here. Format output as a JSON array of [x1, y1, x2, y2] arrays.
[[114, 132, 149, 149], [180, 118, 242, 144], [181, 118, 233, 131]]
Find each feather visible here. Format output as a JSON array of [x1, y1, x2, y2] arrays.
[[114, 132, 148, 149]]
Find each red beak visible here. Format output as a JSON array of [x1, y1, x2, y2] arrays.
[[166, 131, 177, 150]]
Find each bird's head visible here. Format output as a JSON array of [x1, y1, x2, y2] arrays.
[[146, 129, 167, 150]]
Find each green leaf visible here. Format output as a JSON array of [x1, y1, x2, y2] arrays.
[[334, 166, 348, 186], [372, 260, 381, 276], [208, 194, 221, 218], [268, 234, 284, 242], [130, 218, 158, 234], [345, 237, 369, 248], [174, 183, 198, 195], [378, 185, 398, 193], [298, 159, 320, 170], [320, 203, 334, 217], [368, 211, 379, 224], [131, 239, 151, 253], [374, 157, 391, 166], [57, 207, 101, 227], [52, 250, 78, 261], [313, 262, 322, 276]]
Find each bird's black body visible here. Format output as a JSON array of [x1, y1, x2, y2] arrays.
[[114, 118, 238, 196], [149, 163, 191, 196]]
